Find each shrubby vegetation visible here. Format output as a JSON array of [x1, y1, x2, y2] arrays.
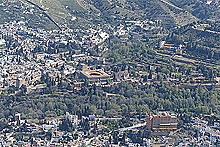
[[0, 78, 219, 120], [166, 22, 220, 59]]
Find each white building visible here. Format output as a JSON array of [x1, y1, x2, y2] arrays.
[[66, 112, 79, 128]]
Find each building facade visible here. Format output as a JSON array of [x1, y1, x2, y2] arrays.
[[146, 112, 178, 131]]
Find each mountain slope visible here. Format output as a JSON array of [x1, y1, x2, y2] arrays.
[[25, 0, 199, 29], [167, 0, 220, 20], [4, 0, 219, 30]]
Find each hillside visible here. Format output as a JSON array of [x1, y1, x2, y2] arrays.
[[25, 0, 200, 29], [165, 21, 220, 60], [0, 0, 58, 29], [1, 0, 219, 30], [167, 0, 220, 20]]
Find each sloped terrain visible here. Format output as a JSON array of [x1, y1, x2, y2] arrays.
[[25, 0, 200, 29], [0, 0, 56, 29], [2, 0, 219, 30], [167, 0, 220, 20], [86, 0, 198, 27], [166, 22, 220, 59]]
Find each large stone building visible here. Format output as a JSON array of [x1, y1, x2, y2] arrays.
[[146, 112, 178, 135], [79, 68, 112, 84]]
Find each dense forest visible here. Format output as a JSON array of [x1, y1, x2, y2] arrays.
[[0, 79, 218, 120]]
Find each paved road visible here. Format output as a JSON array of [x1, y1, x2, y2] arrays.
[[119, 122, 146, 131]]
